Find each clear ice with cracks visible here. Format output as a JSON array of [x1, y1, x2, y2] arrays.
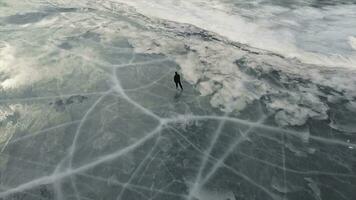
[[0, 1, 355, 200]]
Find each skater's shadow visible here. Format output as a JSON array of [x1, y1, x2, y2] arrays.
[[174, 90, 183, 100]]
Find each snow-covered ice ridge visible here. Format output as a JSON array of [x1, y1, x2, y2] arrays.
[[112, 0, 356, 68], [0, 0, 355, 200]]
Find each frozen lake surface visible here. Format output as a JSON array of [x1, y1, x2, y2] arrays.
[[0, 0, 355, 200]]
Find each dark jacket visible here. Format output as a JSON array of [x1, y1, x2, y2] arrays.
[[174, 74, 180, 83]]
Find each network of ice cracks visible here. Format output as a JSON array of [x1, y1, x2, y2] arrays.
[[0, 1, 356, 200], [1, 50, 356, 200]]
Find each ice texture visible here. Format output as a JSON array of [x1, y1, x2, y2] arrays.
[[0, 1, 355, 200]]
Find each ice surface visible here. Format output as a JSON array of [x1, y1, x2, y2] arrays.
[[0, 1, 355, 200]]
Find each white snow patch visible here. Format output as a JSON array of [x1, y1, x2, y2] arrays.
[[0, 42, 41, 89], [349, 36, 356, 50]]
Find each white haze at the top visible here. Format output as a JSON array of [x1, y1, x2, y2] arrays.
[[113, 0, 356, 68]]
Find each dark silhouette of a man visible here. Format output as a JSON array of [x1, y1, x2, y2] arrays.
[[174, 72, 183, 90]]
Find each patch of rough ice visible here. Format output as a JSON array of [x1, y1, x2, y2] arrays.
[[0, 42, 58, 89], [346, 102, 356, 112], [0, 42, 44, 89], [267, 93, 328, 126]]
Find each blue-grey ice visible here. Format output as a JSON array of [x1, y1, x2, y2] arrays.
[[0, 0, 355, 200]]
